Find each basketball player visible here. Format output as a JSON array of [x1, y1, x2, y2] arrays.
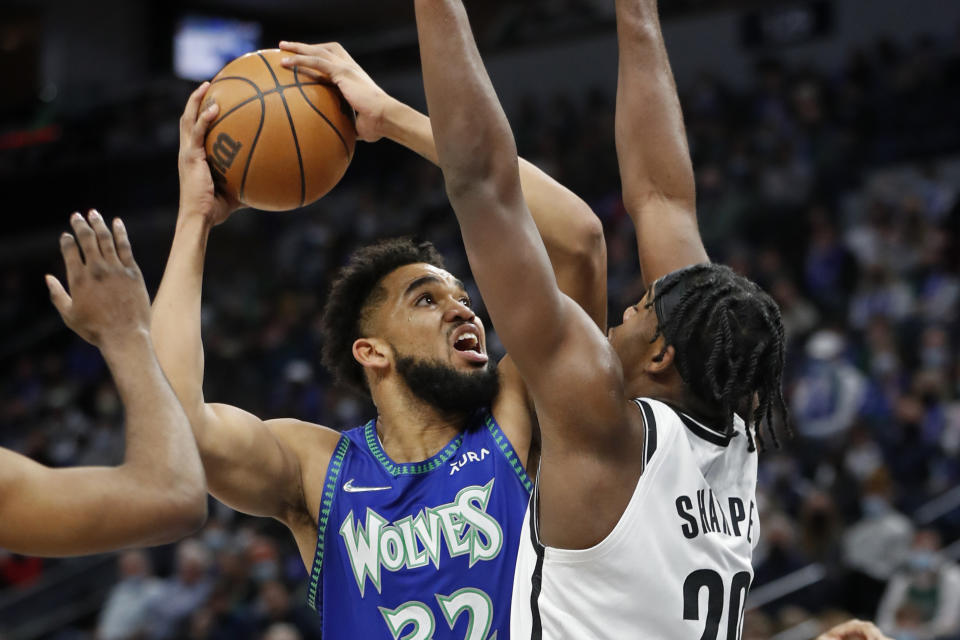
[[412, 0, 788, 637], [151, 52, 605, 638], [0, 212, 206, 556]]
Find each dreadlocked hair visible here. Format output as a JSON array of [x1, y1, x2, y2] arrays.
[[648, 263, 791, 452], [320, 238, 445, 397]]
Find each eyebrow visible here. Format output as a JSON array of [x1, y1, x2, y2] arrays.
[[403, 275, 467, 298]]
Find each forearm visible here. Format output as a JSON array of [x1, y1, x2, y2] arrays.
[[415, 0, 519, 198], [415, 0, 572, 378], [615, 0, 706, 283], [615, 0, 695, 208], [382, 99, 605, 323], [101, 335, 207, 523], [0, 335, 206, 556], [151, 213, 213, 432], [101, 334, 200, 479]]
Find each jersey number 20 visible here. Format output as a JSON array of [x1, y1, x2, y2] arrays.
[[683, 569, 751, 640]]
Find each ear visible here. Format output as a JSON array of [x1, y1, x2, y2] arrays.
[[646, 343, 676, 375], [352, 338, 391, 374]]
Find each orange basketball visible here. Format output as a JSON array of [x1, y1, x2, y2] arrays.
[[203, 49, 357, 211]]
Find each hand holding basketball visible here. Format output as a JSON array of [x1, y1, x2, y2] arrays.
[[178, 82, 242, 226], [279, 41, 391, 143]]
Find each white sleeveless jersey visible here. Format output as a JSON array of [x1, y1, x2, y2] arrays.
[[511, 398, 759, 640]]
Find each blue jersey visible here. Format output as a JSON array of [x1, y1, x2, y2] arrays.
[[307, 409, 533, 640]]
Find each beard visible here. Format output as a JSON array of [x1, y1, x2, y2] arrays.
[[393, 349, 500, 418]]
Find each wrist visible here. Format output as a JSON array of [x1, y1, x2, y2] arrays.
[[379, 99, 437, 164], [379, 97, 419, 142], [175, 206, 216, 233], [99, 327, 154, 363]]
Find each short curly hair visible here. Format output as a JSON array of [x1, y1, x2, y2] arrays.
[[320, 238, 446, 396]]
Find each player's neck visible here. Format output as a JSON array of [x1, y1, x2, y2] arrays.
[[372, 385, 468, 463], [627, 375, 722, 426]]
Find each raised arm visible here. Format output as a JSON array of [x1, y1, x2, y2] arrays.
[[615, 0, 708, 285], [151, 84, 337, 528], [278, 42, 607, 328], [0, 213, 206, 556], [414, 0, 629, 444]]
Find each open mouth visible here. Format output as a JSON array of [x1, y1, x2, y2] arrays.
[[454, 332, 481, 354], [451, 329, 488, 364]]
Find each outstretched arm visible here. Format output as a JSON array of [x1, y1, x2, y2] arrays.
[[414, 0, 629, 445], [279, 42, 606, 328], [151, 84, 338, 528], [615, 0, 708, 285], [0, 213, 206, 556]]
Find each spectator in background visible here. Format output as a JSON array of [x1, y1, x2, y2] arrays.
[[842, 468, 915, 616], [144, 539, 214, 640], [753, 512, 812, 607], [96, 550, 163, 640], [261, 623, 302, 640], [792, 330, 867, 442], [877, 529, 960, 639], [770, 276, 821, 346], [252, 580, 321, 640], [185, 583, 256, 640], [848, 266, 914, 331], [804, 210, 857, 317], [0, 551, 42, 590]]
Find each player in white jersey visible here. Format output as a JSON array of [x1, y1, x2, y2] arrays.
[[413, 0, 787, 638], [416, 1, 890, 638], [505, 0, 789, 636]]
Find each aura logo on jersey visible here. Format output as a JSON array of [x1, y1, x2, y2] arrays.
[[449, 448, 491, 475], [339, 480, 503, 596]]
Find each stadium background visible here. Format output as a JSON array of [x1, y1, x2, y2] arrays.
[[2, 0, 960, 638]]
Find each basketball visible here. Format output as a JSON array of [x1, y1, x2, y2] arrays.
[[203, 49, 357, 211]]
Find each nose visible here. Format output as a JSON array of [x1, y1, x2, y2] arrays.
[[443, 298, 475, 323], [623, 305, 637, 323]]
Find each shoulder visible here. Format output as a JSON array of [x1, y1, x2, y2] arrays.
[[264, 418, 347, 524], [265, 418, 344, 462], [630, 398, 687, 448]]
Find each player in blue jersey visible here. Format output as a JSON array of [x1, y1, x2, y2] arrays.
[[152, 45, 606, 639]]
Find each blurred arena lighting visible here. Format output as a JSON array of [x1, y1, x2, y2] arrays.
[[174, 14, 261, 82]]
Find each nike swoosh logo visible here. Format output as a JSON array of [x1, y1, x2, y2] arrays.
[[343, 479, 391, 493]]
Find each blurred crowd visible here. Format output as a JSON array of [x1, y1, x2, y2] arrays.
[[2, 24, 960, 640]]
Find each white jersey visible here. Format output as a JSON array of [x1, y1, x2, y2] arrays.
[[511, 398, 759, 640]]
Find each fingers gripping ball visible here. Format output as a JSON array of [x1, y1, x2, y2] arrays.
[[203, 49, 357, 211]]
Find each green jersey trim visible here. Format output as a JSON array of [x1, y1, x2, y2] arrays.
[[308, 434, 350, 612], [484, 413, 534, 495], [363, 419, 465, 477]]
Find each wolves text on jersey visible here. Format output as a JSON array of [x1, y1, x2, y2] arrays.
[[675, 489, 755, 543], [339, 480, 504, 596]]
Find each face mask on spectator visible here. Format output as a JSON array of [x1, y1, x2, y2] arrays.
[[921, 347, 948, 370], [861, 495, 889, 518], [907, 550, 939, 573]]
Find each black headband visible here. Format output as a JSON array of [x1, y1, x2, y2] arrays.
[[653, 266, 698, 339]]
